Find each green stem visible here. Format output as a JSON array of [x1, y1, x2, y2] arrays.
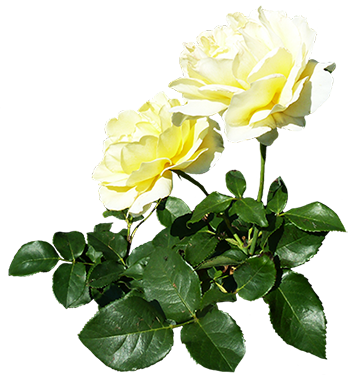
[[249, 143, 267, 255], [170, 317, 196, 329], [59, 258, 95, 266], [130, 200, 161, 241], [172, 170, 209, 196]]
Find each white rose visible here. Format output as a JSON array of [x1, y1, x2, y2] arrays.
[[169, 7, 335, 145], [93, 92, 223, 216]]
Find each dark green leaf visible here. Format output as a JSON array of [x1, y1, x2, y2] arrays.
[[274, 222, 327, 268], [197, 249, 247, 270], [284, 202, 345, 232], [88, 261, 125, 288], [69, 285, 92, 308], [267, 177, 288, 214], [260, 215, 284, 250], [181, 308, 245, 372], [189, 192, 233, 224], [233, 253, 276, 301], [157, 196, 191, 227], [143, 247, 201, 322], [262, 181, 281, 201], [125, 241, 155, 279], [87, 231, 127, 264], [91, 284, 126, 308], [181, 230, 219, 267], [79, 296, 173, 371], [264, 270, 327, 359], [52, 263, 87, 308], [152, 227, 180, 250], [225, 170, 246, 198], [9, 241, 60, 276], [102, 209, 128, 220], [170, 212, 210, 239], [94, 223, 113, 232], [200, 284, 236, 310], [53, 231, 86, 261], [229, 198, 268, 227]]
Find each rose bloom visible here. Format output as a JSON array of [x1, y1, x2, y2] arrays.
[[169, 7, 335, 145], [93, 92, 223, 216]]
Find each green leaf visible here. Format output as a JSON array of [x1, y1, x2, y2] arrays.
[[181, 308, 245, 372], [152, 227, 181, 250], [200, 284, 236, 310], [69, 285, 92, 308], [267, 177, 288, 214], [189, 192, 233, 224], [102, 209, 128, 220], [157, 196, 191, 227], [273, 222, 327, 268], [87, 231, 127, 264], [94, 223, 113, 232], [170, 212, 210, 239], [233, 253, 276, 301], [88, 260, 125, 288], [225, 170, 246, 198], [52, 263, 87, 308], [284, 202, 345, 232], [260, 214, 284, 250], [9, 241, 60, 276], [143, 247, 201, 322], [79, 296, 173, 371], [264, 270, 327, 359], [230, 198, 268, 227], [91, 284, 126, 308], [181, 230, 219, 267], [197, 249, 247, 270], [85, 245, 103, 263], [53, 231, 86, 261], [125, 241, 155, 279], [262, 181, 281, 201]]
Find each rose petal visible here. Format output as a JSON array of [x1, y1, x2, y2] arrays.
[[105, 110, 142, 139], [157, 123, 182, 159], [247, 47, 293, 84], [285, 60, 333, 117], [120, 135, 158, 174], [225, 123, 272, 142], [170, 100, 228, 117], [129, 171, 173, 215], [99, 185, 138, 212], [126, 158, 171, 186], [225, 74, 286, 127]]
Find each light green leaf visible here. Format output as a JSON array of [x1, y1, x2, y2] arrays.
[[88, 260, 125, 288], [9, 241, 60, 276], [53, 231, 86, 261], [230, 197, 268, 227], [181, 308, 245, 372], [273, 222, 327, 268], [157, 196, 191, 227], [264, 270, 327, 359], [143, 247, 201, 322], [284, 202, 345, 232], [189, 192, 233, 224], [233, 253, 276, 301], [79, 296, 173, 371], [52, 263, 87, 308], [267, 177, 288, 214]]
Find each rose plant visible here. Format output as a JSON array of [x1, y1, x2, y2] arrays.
[[8, 7, 345, 373]]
